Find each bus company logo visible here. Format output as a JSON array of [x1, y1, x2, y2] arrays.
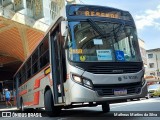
[[2, 112, 11, 117]]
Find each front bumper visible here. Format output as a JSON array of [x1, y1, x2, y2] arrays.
[[69, 80, 148, 103]]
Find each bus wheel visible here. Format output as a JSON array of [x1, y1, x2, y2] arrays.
[[102, 102, 110, 113], [20, 98, 24, 112], [44, 89, 61, 117]]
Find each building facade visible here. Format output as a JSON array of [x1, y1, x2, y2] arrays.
[[137, 39, 159, 83], [146, 48, 160, 78], [0, 0, 77, 32]]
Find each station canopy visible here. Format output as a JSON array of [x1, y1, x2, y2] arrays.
[[0, 17, 44, 80]]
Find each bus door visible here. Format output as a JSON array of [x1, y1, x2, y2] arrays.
[[50, 30, 65, 105]]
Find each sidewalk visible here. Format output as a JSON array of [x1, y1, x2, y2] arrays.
[[0, 101, 17, 111]]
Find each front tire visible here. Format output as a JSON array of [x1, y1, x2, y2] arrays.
[[44, 89, 61, 117], [102, 102, 110, 113]]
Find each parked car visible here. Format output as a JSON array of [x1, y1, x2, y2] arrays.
[[148, 84, 160, 97]]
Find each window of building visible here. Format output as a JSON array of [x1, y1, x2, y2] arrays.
[[148, 54, 153, 58], [150, 72, 155, 75], [50, 1, 59, 20], [149, 63, 154, 68]]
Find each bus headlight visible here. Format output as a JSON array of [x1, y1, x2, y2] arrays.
[[72, 74, 93, 89], [72, 75, 82, 83]]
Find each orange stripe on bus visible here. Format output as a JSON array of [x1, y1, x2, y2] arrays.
[[34, 75, 45, 90], [19, 90, 27, 96], [33, 91, 40, 105], [24, 91, 40, 106]]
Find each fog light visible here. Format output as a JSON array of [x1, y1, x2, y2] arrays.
[[83, 78, 93, 89]]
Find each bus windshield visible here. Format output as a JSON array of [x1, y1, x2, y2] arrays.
[[68, 21, 142, 62]]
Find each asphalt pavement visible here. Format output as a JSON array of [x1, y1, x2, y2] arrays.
[[0, 97, 160, 120]]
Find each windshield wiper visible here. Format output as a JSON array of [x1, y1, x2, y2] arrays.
[[115, 22, 125, 36], [87, 18, 106, 37], [110, 22, 125, 38], [88, 18, 125, 39]]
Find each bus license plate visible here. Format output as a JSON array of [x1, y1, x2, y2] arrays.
[[114, 89, 127, 95]]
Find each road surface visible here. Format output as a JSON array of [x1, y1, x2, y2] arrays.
[[0, 97, 160, 120]]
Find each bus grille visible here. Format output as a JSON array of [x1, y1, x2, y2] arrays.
[[86, 62, 142, 74], [94, 82, 142, 96]]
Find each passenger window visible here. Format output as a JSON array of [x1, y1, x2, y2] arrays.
[[17, 73, 22, 86], [26, 58, 31, 79], [21, 66, 26, 84], [32, 50, 39, 74], [40, 38, 49, 69]]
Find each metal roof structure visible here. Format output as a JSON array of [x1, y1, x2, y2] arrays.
[[0, 0, 67, 81], [0, 17, 44, 80]]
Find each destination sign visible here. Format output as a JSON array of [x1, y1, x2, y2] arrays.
[[68, 5, 132, 21], [77, 10, 119, 18]]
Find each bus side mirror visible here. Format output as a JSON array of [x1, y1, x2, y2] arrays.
[[61, 21, 68, 37]]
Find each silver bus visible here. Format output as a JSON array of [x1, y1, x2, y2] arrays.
[[14, 4, 147, 116]]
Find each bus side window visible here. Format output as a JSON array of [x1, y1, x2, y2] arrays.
[[40, 38, 49, 69], [26, 58, 31, 79], [32, 49, 39, 74], [21, 66, 26, 84], [17, 73, 22, 87]]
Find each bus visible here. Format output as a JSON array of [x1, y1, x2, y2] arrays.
[[14, 4, 148, 116]]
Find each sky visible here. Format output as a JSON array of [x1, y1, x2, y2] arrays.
[[77, 0, 160, 50]]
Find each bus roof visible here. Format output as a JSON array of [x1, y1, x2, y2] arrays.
[[67, 4, 128, 13]]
